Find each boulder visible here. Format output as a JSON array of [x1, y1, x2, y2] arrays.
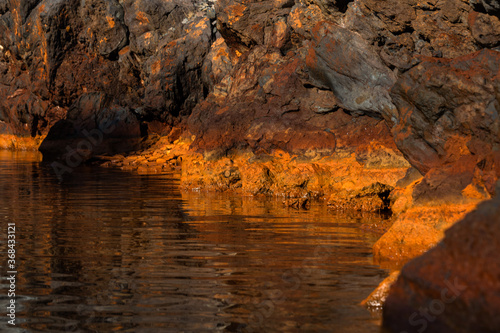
[[373, 204, 476, 263], [383, 194, 500, 333]]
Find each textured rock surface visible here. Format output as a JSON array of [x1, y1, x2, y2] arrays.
[[0, 0, 216, 157], [361, 270, 400, 308], [1, 0, 500, 272], [383, 194, 500, 333], [391, 50, 500, 201], [373, 204, 476, 263], [0, 0, 497, 181]]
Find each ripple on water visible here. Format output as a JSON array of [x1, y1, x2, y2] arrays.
[[0, 151, 388, 332]]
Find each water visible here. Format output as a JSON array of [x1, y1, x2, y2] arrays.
[[0, 151, 388, 332]]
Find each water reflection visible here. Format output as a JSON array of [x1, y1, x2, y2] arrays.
[[0, 151, 388, 332]]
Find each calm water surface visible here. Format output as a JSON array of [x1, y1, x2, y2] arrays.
[[0, 151, 388, 332]]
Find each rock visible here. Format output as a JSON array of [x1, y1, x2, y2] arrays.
[[215, 0, 291, 52], [283, 196, 310, 210], [306, 21, 397, 120], [343, 0, 479, 66], [79, 0, 128, 58], [328, 182, 394, 212], [141, 15, 213, 118], [188, 44, 343, 155], [38, 93, 141, 164], [468, 11, 500, 47], [470, 0, 500, 16], [373, 204, 477, 263], [383, 195, 500, 333], [391, 49, 500, 200], [202, 37, 235, 94], [0, 0, 216, 157], [361, 270, 400, 308]]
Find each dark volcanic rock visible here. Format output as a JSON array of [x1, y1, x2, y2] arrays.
[[0, 0, 499, 208], [383, 194, 500, 333], [0, 0, 215, 157], [305, 21, 397, 120], [391, 49, 500, 200], [470, 0, 500, 16]]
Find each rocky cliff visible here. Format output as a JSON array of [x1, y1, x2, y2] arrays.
[[1, 0, 499, 327], [1, 0, 498, 199]]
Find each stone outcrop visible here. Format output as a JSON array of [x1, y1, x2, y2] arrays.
[[383, 194, 500, 333], [372, 203, 477, 263], [391, 50, 500, 201], [1, 0, 498, 187], [0, 0, 216, 156], [1, 1, 500, 327]]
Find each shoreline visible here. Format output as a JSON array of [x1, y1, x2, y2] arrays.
[[94, 136, 483, 267], [1, 135, 482, 264], [0, 135, 484, 309]]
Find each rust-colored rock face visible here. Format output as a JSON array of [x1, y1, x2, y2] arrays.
[[383, 195, 500, 333], [1, 1, 500, 314], [0, 0, 215, 160], [0, 0, 497, 182], [1, 0, 499, 325]]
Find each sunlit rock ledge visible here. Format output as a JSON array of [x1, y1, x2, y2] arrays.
[[0, 134, 45, 150]]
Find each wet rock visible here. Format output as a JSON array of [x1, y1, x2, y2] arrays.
[[373, 204, 477, 263], [343, 0, 478, 63], [383, 194, 500, 333], [328, 182, 394, 212], [283, 196, 310, 210], [361, 270, 400, 308], [202, 37, 235, 94]]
